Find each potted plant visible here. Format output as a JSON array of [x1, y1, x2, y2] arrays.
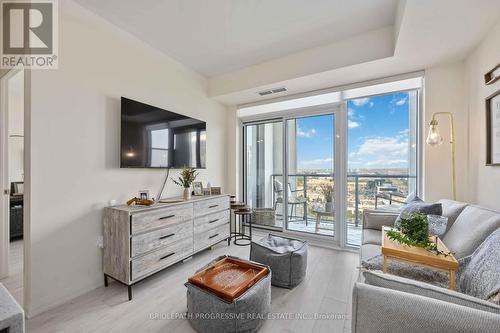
[[320, 183, 333, 212], [387, 212, 452, 256], [172, 167, 198, 200]]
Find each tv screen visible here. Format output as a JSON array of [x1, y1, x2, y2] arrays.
[[120, 97, 206, 168]]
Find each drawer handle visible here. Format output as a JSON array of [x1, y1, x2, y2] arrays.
[[159, 214, 175, 220], [160, 252, 175, 260], [159, 233, 175, 240], [209, 219, 219, 224], [209, 233, 219, 239], [209, 205, 218, 208]]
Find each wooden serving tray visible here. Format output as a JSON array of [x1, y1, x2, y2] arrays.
[[188, 257, 268, 302]]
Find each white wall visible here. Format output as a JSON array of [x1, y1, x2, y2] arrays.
[[423, 63, 468, 202], [464, 20, 500, 210], [28, 0, 228, 315], [8, 70, 24, 183]]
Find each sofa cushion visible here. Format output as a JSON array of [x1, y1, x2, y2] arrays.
[[427, 215, 448, 237], [362, 229, 382, 245], [395, 197, 442, 226], [443, 205, 500, 259], [360, 244, 381, 262], [458, 228, 500, 303], [438, 199, 468, 232], [363, 270, 500, 315]]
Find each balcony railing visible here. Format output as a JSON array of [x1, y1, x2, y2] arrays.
[[270, 173, 416, 227]]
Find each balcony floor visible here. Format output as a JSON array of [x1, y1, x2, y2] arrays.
[[254, 217, 362, 246]]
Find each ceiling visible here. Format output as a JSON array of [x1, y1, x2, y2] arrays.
[[74, 0, 500, 106], [74, 0, 398, 77]]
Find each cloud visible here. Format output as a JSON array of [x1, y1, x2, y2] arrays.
[[348, 120, 360, 129], [396, 97, 407, 106], [349, 134, 409, 168], [348, 108, 364, 129], [369, 101, 374, 107], [354, 136, 408, 157], [301, 158, 334, 166], [351, 97, 370, 106], [390, 95, 408, 106], [297, 127, 316, 138]]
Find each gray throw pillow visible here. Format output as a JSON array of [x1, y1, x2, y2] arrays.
[[458, 227, 500, 304], [394, 196, 442, 227], [427, 215, 448, 237]]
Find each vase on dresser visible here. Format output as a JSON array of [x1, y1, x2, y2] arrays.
[[184, 188, 191, 200]]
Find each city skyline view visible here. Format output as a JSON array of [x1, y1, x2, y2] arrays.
[[296, 92, 412, 171]]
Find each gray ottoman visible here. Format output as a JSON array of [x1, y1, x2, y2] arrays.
[[250, 234, 307, 288], [185, 255, 271, 333]]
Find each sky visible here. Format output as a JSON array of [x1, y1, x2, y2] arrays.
[[296, 92, 413, 170]]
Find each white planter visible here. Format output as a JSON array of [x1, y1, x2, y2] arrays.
[[183, 188, 191, 200]]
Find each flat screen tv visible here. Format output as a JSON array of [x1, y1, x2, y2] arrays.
[[120, 97, 206, 168]]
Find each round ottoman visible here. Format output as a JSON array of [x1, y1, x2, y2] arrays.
[[250, 234, 308, 288], [185, 255, 271, 333]]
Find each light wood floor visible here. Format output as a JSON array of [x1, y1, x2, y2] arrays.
[[0, 240, 23, 305], [27, 235, 359, 333]]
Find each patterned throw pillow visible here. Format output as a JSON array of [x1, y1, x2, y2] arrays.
[[457, 228, 500, 304], [427, 215, 448, 237]]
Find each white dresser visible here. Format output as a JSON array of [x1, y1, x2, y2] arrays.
[[103, 195, 230, 300]]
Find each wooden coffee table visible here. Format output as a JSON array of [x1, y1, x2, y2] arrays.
[[381, 226, 459, 289]]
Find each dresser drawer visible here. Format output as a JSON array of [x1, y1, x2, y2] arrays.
[[131, 204, 193, 235], [193, 196, 229, 217], [131, 220, 193, 257], [194, 210, 230, 234], [194, 222, 229, 252], [131, 237, 193, 281]]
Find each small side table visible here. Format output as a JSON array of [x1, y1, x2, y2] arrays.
[[381, 226, 458, 289], [233, 208, 252, 246], [314, 209, 334, 233]]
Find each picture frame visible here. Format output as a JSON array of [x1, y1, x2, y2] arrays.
[[138, 190, 149, 200], [192, 182, 203, 196], [486, 89, 500, 166], [210, 187, 221, 195], [485, 64, 500, 85], [203, 188, 211, 196]]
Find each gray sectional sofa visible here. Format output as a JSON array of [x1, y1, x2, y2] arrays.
[[353, 199, 500, 333]]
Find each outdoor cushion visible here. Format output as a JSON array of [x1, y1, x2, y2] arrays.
[[443, 205, 500, 259], [361, 229, 382, 246], [185, 255, 271, 333], [250, 234, 307, 288], [458, 228, 500, 304], [363, 270, 500, 315]]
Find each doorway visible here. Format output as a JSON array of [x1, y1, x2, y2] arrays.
[[0, 68, 25, 306]]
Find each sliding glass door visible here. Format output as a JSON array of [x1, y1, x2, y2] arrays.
[[242, 81, 421, 248], [286, 114, 335, 237], [243, 105, 341, 242], [244, 120, 283, 229]]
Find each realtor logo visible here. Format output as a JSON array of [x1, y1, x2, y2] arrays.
[[1, 0, 58, 69]]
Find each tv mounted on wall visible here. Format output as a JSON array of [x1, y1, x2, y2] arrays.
[[120, 97, 206, 168]]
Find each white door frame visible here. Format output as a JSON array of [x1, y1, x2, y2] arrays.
[[0, 68, 22, 278]]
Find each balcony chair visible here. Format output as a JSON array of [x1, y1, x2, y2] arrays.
[[273, 179, 307, 223]]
